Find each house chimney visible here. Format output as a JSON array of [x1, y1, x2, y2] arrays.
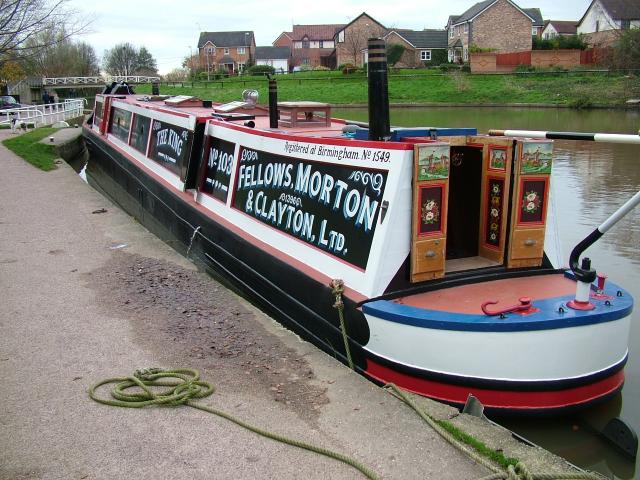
[[367, 37, 390, 141]]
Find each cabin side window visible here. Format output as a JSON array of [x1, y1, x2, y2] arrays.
[[108, 107, 132, 143], [129, 114, 151, 155], [94, 101, 103, 126]]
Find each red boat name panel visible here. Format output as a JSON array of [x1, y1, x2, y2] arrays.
[[202, 137, 235, 202], [233, 146, 388, 269], [148, 119, 193, 177]]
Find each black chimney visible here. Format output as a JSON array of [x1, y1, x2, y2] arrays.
[[367, 38, 390, 141], [268, 76, 278, 129]]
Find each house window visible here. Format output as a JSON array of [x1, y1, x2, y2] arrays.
[[463, 47, 468, 62], [621, 20, 630, 30], [302, 39, 310, 49], [338, 31, 344, 43], [302, 58, 310, 65], [224, 48, 229, 55], [319, 41, 324, 48], [421, 50, 431, 61], [595, 20, 600, 32], [206, 47, 213, 55], [532, 27, 538, 35], [464, 23, 469, 33], [449, 28, 453, 38], [238, 62, 246, 72], [238, 47, 245, 54]]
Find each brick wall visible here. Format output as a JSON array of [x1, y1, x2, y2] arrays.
[[472, 0, 532, 53], [335, 15, 387, 67], [385, 32, 418, 68], [531, 49, 581, 68], [470, 52, 497, 72]]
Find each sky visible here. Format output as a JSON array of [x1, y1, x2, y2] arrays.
[[67, 0, 592, 75]]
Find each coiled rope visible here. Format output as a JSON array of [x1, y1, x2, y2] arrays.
[[89, 368, 379, 479]]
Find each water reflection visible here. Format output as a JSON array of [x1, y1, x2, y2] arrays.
[[334, 107, 639, 478]]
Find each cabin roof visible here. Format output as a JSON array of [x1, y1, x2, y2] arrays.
[[198, 31, 255, 48]]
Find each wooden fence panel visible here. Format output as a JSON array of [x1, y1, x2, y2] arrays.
[[496, 51, 531, 66]]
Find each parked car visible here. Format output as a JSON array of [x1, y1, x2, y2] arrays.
[[0, 95, 25, 110]]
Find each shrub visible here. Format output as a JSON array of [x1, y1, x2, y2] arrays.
[[247, 64, 275, 76], [387, 44, 405, 66], [569, 96, 593, 109], [339, 63, 357, 74], [514, 64, 537, 73], [313, 65, 330, 71], [533, 34, 587, 51]]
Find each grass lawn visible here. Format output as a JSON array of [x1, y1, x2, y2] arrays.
[[137, 71, 639, 108], [2, 128, 60, 171]]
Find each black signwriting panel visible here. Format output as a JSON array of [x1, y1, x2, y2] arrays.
[[130, 114, 151, 155], [201, 137, 236, 202], [108, 107, 131, 143], [233, 146, 388, 269], [148, 119, 193, 177]]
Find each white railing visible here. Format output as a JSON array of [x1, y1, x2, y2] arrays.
[[0, 99, 86, 128], [42, 75, 160, 86]]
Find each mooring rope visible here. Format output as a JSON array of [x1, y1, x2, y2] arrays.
[[89, 368, 379, 479], [384, 384, 604, 480], [330, 278, 354, 370]]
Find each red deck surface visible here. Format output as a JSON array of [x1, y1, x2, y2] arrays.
[[395, 274, 577, 314]]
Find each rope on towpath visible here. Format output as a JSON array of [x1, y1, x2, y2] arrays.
[[384, 384, 604, 480], [330, 278, 354, 370], [89, 368, 379, 479]]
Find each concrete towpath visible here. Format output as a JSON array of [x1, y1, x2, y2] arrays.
[[0, 128, 576, 480]]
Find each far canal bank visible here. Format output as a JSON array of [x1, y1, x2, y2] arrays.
[[137, 70, 640, 109]]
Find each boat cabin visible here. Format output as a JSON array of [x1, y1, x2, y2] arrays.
[[89, 92, 553, 298]]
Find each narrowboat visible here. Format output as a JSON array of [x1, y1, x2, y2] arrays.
[[82, 39, 634, 413]]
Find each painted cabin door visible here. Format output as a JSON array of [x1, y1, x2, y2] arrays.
[[507, 139, 553, 268], [411, 143, 450, 282], [464, 135, 514, 265]]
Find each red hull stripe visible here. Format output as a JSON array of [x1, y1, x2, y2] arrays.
[[366, 360, 625, 411]]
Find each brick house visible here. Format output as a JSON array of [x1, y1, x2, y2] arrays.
[[334, 13, 387, 67], [542, 20, 578, 39], [197, 31, 256, 75], [525, 8, 545, 37], [275, 24, 344, 69], [446, 0, 536, 63], [255, 46, 290, 73], [384, 29, 448, 67]]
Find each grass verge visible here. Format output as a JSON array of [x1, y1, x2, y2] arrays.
[[436, 419, 520, 469], [2, 128, 59, 171]]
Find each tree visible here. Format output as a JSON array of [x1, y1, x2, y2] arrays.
[[20, 25, 99, 77], [164, 68, 188, 82], [136, 46, 157, 75], [103, 43, 158, 76], [343, 24, 369, 66], [610, 28, 640, 70], [386, 44, 405, 66], [0, 0, 88, 67]]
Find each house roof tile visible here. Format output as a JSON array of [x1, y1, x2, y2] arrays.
[[388, 29, 448, 49], [599, 0, 640, 20], [291, 24, 345, 41], [198, 31, 255, 48], [546, 20, 578, 34], [523, 8, 544, 26], [255, 46, 291, 60]]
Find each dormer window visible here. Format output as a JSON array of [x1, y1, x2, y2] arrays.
[[302, 37, 310, 49]]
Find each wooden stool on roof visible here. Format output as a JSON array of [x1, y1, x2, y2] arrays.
[[278, 101, 331, 128]]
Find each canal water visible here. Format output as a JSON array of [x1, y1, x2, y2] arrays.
[[334, 106, 640, 479]]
